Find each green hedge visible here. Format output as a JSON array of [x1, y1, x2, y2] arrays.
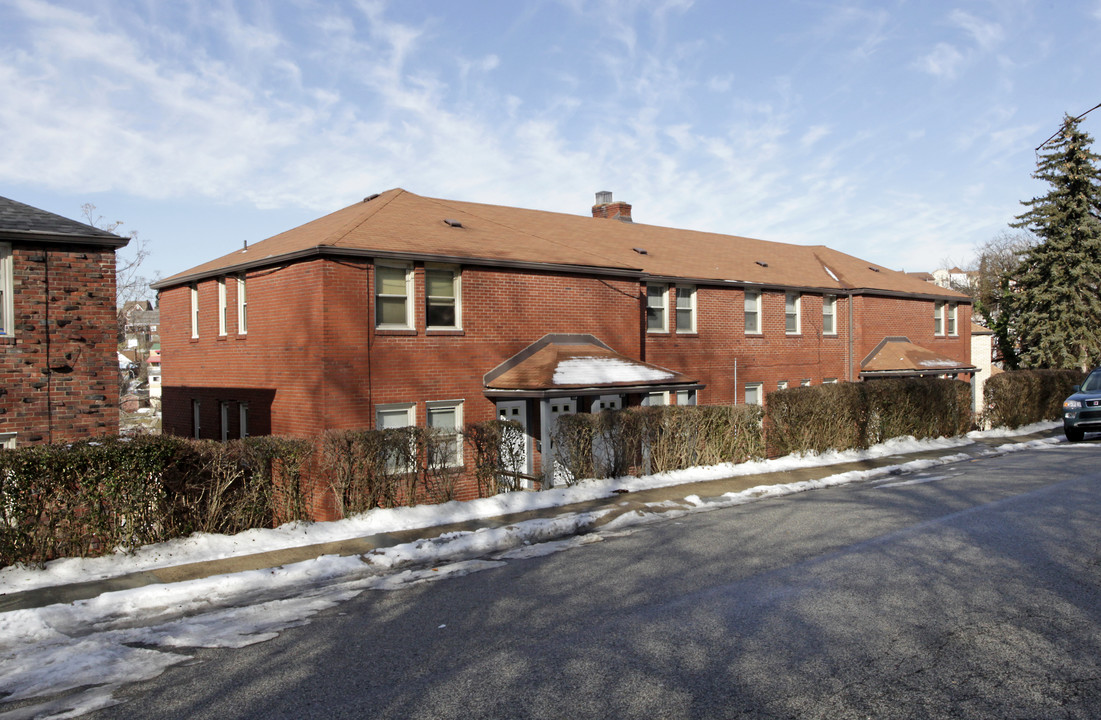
[[765, 378, 972, 457], [983, 369, 1084, 429]]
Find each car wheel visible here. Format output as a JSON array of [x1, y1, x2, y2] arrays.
[[1065, 427, 1085, 442]]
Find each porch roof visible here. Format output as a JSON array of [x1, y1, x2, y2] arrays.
[[859, 337, 976, 378]]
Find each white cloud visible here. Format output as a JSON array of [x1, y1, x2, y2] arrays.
[[915, 42, 965, 79], [948, 9, 1003, 51]]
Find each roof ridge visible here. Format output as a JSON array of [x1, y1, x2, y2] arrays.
[[323, 188, 405, 247]]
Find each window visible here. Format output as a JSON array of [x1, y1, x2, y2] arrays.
[[427, 401, 463, 466], [777, 380, 788, 391], [190, 284, 199, 338], [376, 402, 416, 471], [675, 389, 697, 406], [239, 402, 249, 438], [676, 286, 696, 333], [785, 292, 801, 334], [947, 302, 958, 336], [642, 392, 669, 406], [217, 278, 227, 336], [1, 432, 16, 450], [237, 275, 247, 334], [646, 284, 668, 333], [426, 266, 460, 329], [745, 382, 764, 405], [192, 400, 201, 439], [801, 379, 811, 387], [0, 242, 13, 337], [744, 290, 761, 334], [220, 401, 230, 442], [824, 378, 838, 384], [376, 264, 413, 329], [823, 295, 836, 335], [934, 301, 944, 336]]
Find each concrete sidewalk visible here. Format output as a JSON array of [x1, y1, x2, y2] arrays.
[[0, 429, 1060, 613]]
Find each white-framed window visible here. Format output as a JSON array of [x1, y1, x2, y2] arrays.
[[801, 379, 812, 387], [425, 265, 461, 330], [237, 275, 248, 334], [1, 432, 16, 450], [676, 285, 696, 333], [217, 278, 227, 336], [376, 401, 416, 471], [190, 284, 199, 339], [426, 400, 463, 467], [745, 382, 764, 405], [823, 295, 837, 335], [642, 391, 669, 406], [785, 292, 801, 334], [947, 302, 958, 336], [375, 263, 413, 329], [192, 399, 201, 439], [220, 401, 230, 442], [824, 378, 838, 384], [934, 301, 944, 336], [239, 402, 249, 438], [646, 284, 668, 333], [744, 290, 761, 334], [777, 380, 788, 391], [675, 389, 697, 406], [0, 242, 13, 337]]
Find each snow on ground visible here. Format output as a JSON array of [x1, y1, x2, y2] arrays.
[[0, 422, 1068, 719]]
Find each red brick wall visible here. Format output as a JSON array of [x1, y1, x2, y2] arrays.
[[1, 243, 119, 445], [853, 294, 972, 372]]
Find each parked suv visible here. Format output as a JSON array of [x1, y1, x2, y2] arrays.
[[1063, 368, 1101, 441]]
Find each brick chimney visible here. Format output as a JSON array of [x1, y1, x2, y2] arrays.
[[591, 191, 632, 222]]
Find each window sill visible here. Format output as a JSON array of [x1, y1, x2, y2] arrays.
[[646, 330, 670, 335], [744, 331, 763, 336], [375, 327, 417, 336]]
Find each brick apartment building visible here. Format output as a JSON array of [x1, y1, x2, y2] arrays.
[[1, 196, 128, 448], [154, 189, 973, 491]]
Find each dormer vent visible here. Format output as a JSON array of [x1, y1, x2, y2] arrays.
[[444, 218, 463, 228]]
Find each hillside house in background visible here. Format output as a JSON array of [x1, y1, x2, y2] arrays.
[[1, 196, 128, 449], [153, 189, 973, 496]]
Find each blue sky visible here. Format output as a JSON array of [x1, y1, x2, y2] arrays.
[[2, 0, 1099, 286]]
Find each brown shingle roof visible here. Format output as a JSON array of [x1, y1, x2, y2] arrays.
[[155, 189, 968, 299], [860, 338, 977, 376]]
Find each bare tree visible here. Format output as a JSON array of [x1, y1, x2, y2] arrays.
[[81, 204, 157, 309], [970, 229, 1038, 369]]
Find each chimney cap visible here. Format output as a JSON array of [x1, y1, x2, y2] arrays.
[[595, 190, 613, 205]]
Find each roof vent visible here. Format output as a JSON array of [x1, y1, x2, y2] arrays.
[[633, 247, 648, 255], [756, 261, 768, 267], [444, 219, 463, 228], [595, 190, 613, 205], [868, 266, 880, 273], [363, 193, 380, 203]]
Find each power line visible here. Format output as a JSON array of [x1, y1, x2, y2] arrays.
[[1035, 101, 1101, 151]]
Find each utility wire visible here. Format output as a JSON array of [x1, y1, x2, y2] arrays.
[[1035, 101, 1101, 151]]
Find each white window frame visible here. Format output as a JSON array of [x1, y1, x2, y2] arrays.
[[675, 285, 696, 334], [801, 379, 812, 387], [1, 432, 16, 450], [375, 263, 414, 330], [777, 380, 788, 391], [217, 277, 227, 336], [642, 391, 669, 407], [822, 295, 837, 336], [0, 242, 13, 338], [744, 290, 761, 334], [785, 292, 801, 335], [675, 389, 697, 406], [947, 302, 958, 336], [192, 400, 201, 439], [239, 402, 249, 438], [425, 265, 461, 330], [824, 378, 838, 384], [745, 382, 764, 406], [376, 401, 416, 471], [934, 301, 944, 336], [237, 275, 248, 335], [190, 284, 199, 339], [426, 400, 464, 467], [220, 401, 230, 442], [646, 284, 669, 333]]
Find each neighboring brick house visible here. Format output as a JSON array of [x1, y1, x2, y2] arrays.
[[153, 189, 973, 493], [1, 196, 128, 449]]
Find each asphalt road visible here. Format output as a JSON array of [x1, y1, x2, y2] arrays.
[[91, 440, 1101, 719]]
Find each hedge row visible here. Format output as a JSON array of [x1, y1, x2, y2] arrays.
[[763, 378, 973, 457], [983, 368, 1084, 429]]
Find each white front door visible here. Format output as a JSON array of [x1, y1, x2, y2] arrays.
[[592, 394, 623, 475], [497, 400, 532, 488], [547, 398, 577, 486]]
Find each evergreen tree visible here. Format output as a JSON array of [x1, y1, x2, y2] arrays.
[[1008, 114, 1101, 370]]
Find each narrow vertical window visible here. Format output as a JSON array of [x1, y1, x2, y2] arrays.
[[217, 278, 227, 336], [190, 284, 199, 338], [376, 264, 413, 329], [192, 400, 201, 439], [426, 267, 460, 329], [745, 383, 763, 405], [0, 242, 13, 337], [934, 301, 944, 336], [947, 302, 958, 336], [646, 284, 668, 333], [427, 401, 463, 466], [676, 285, 696, 333], [675, 389, 697, 406], [237, 275, 247, 334], [376, 402, 416, 471], [239, 402, 249, 438], [744, 290, 761, 334], [822, 295, 836, 335], [220, 401, 229, 442], [785, 292, 801, 334]]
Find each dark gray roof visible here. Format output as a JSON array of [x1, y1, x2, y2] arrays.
[[0, 196, 129, 247]]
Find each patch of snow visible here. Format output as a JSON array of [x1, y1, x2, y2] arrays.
[[552, 356, 673, 385]]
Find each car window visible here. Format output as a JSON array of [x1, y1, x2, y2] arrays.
[[1082, 371, 1101, 392]]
